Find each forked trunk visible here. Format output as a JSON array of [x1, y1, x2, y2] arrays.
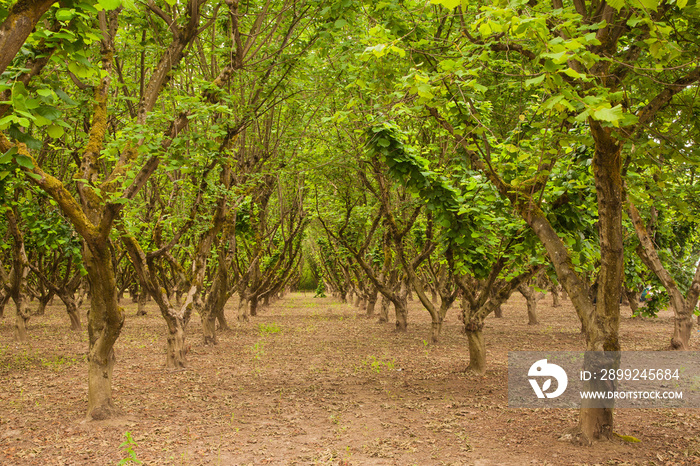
[[35, 291, 54, 316], [354, 294, 361, 307]]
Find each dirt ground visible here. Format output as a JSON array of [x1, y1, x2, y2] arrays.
[[1, 292, 699, 465]]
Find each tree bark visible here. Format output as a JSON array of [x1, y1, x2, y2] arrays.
[[625, 289, 639, 315], [519, 283, 543, 325], [66, 298, 82, 331], [165, 316, 187, 368], [249, 295, 258, 317], [13, 293, 30, 342], [35, 289, 54, 316], [550, 284, 561, 307], [0, 0, 58, 77], [493, 304, 503, 318], [365, 289, 378, 317], [394, 300, 408, 332], [237, 293, 249, 322], [137, 289, 148, 316], [464, 322, 486, 375], [84, 244, 124, 421], [378, 295, 389, 323], [0, 292, 9, 317]]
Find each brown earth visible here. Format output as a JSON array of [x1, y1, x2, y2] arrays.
[[0, 293, 699, 465]]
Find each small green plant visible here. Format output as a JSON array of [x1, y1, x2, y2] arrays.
[[40, 355, 77, 372], [118, 432, 142, 465], [363, 355, 395, 373], [251, 341, 265, 360], [257, 322, 281, 335]]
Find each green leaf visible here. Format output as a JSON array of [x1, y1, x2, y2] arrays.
[[47, 124, 65, 138], [606, 0, 625, 11], [98, 0, 121, 9], [55, 89, 77, 106], [677, 0, 688, 7], [524, 74, 545, 87], [15, 155, 34, 169], [593, 105, 624, 124], [55, 8, 75, 21], [636, 0, 658, 11], [430, 0, 461, 9], [0, 146, 17, 164], [376, 138, 390, 148]]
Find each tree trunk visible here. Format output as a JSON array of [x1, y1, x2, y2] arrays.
[[63, 295, 82, 331], [394, 299, 408, 332], [249, 295, 258, 317], [551, 285, 561, 307], [0, 292, 8, 317], [519, 283, 542, 325], [625, 289, 639, 315], [493, 304, 503, 318], [526, 299, 538, 325], [216, 302, 230, 330], [201, 311, 217, 345], [464, 323, 486, 375], [137, 289, 148, 316], [575, 120, 624, 443], [670, 304, 693, 350], [378, 295, 389, 323], [84, 244, 124, 421], [166, 316, 187, 368], [430, 318, 442, 344], [366, 292, 377, 317], [35, 290, 54, 316], [13, 294, 30, 342], [237, 295, 249, 322]]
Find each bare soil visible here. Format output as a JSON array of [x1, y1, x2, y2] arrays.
[[1, 293, 699, 465]]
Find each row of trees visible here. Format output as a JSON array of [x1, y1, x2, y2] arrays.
[[1, 0, 699, 446]]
